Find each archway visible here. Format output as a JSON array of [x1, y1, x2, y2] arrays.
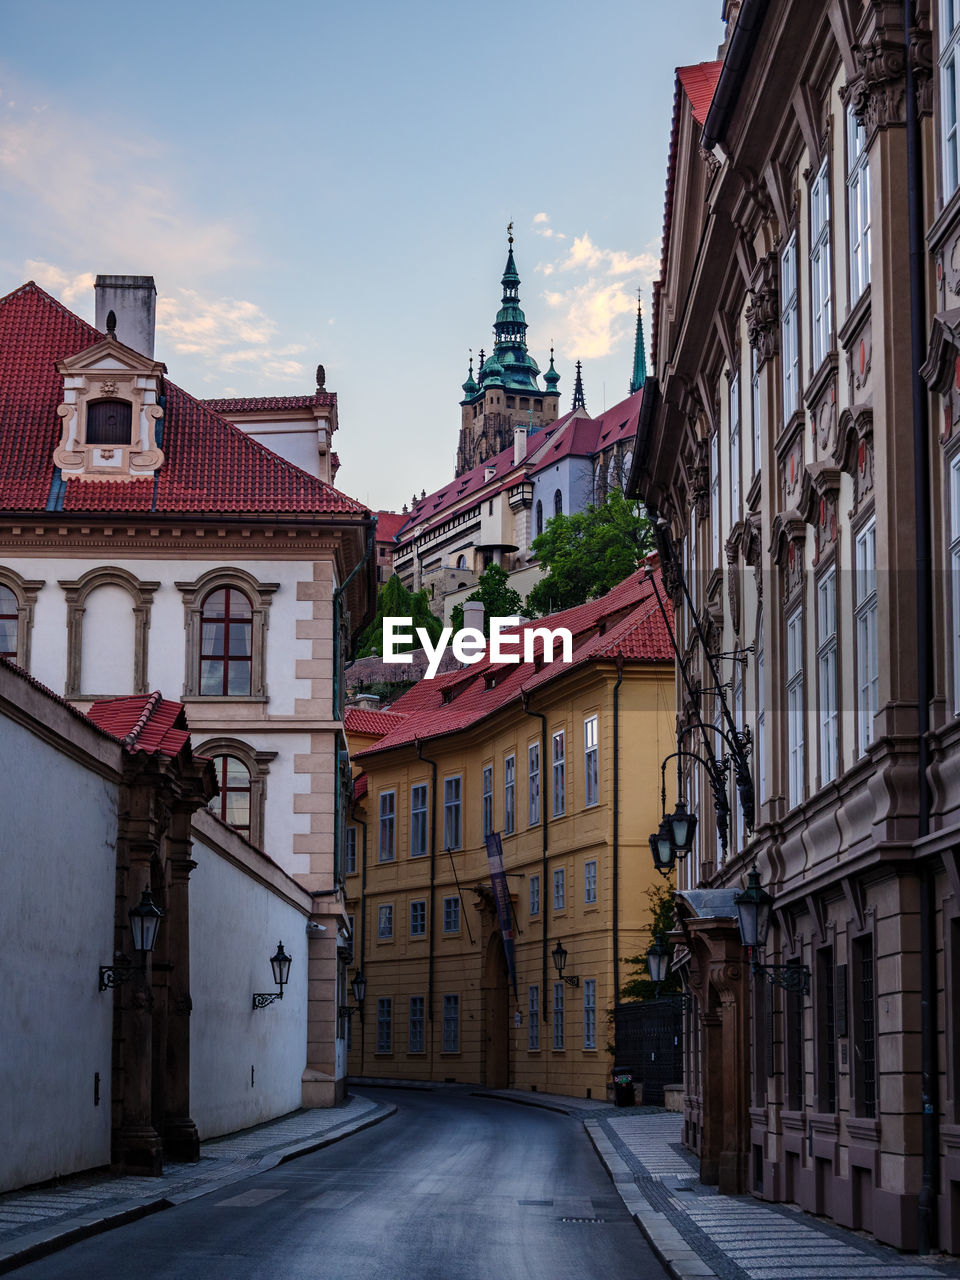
[[482, 931, 510, 1088]]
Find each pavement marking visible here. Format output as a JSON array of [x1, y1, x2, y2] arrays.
[[215, 1188, 287, 1207], [306, 1190, 364, 1210]]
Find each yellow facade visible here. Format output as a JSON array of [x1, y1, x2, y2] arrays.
[[345, 656, 674, 1099]]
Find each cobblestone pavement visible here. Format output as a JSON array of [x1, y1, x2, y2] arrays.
[[590, 1109, 960, 1280], [0, 1093, 394, 1272]]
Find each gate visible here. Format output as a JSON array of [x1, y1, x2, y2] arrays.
[[613, 999, 683, 1106]]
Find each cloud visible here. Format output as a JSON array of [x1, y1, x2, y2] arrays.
[[24, 261, 96, 314], [533, 212, 549, 224], [558, 234, 652, 277], [157, 289, 305, 381]]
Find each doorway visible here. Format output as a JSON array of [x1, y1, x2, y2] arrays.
[[482, 931, 510, 1088]]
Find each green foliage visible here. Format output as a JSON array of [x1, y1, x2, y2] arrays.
[[354, 574, 442, 658], [525, 489, 652, 617], [450, 563, 525, 635], [619, 881, 682, 1002]]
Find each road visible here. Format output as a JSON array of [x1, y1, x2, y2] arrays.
[[13, 1088, 667, 1280]]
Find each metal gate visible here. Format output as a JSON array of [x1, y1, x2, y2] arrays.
[[613, 999, 683, 1106]]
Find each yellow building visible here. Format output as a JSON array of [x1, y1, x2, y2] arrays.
[[343, 569, 674, 1098]]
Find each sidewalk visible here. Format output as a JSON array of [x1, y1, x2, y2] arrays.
[[586, 1108, 960, 1280], [0, 1092, 395, 1275]]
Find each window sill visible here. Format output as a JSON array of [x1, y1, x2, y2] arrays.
[[804, 350, 839, 409], [837, 284, 871, 350], [183, 694, 268, 703]]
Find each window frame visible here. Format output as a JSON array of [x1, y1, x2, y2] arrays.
[[377, 902, 394, 941], [786, 606, 805, 808], [729, 368, 741, 522], [409, 995, 425, 1054], [504, 754, 516, 835], [176, 567, 276, 701], [846, 104, 871, 301], [809, 155, 833, 371], [816, 566, 839, 786], [553, 866, 566, 911], [710, 428, 721, 563], [410, 782, 428, 857], [442, 993, 460, 1053], [553, 982, 565, 1050], [583, 978, 597, 1050], [584, 859, 598, 905], [941, 0, 960, 202], [552, 729, 566, 818], [855, 518, 879, 755], [528, 741, 541, 826], [443, 775, 462, 850], [409, 898, 427, 937], [0, 569, 43, 670], [584, 715, 599, 808], [482, 763, 494, 837], [529, 873, 540, 917], [376, 996, 392, 1054], [442, 895, 461, 934], [197, 735, 274, 850], [344, 825, 358, 876], [378, 790, 396, 862], [528, 984, 540, 1050], [781, 230, 800, 420]]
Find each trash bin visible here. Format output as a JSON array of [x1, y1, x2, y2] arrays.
[[613, 1069, 635, 1107]]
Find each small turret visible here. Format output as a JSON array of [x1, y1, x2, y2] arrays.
[[461, 353, 478, 399], [544, 346, 561, 393], [572, 360, 587, 412]]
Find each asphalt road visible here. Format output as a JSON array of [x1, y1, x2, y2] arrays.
[[13, 1088, 667, 1280]]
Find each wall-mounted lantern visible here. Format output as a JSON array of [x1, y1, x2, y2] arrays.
[[99, 887, 164, 991], [252, 941, 292, 1009]]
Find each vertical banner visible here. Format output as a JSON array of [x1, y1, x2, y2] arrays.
[[484, 832, 518, 1000]]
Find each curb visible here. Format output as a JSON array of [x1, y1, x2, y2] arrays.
[[469, 1091, 576, 1116], [0, 1101, 397, 1276], [583, 1119, 718, 1280]]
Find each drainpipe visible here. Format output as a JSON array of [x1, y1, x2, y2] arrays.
[[613, 656, 625, 1007], [905, 0, 937, 1251], [352, 800, 368, 1076], [416, 740, 439, 1069], [522, 692, 549, 1029]]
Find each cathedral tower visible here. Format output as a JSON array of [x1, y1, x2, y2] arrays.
[[456, 228, 560, 476]]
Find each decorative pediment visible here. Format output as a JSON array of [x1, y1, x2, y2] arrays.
[[800, 463, 842, 564], [54, 331, 166, 482], [834, 404, 875, 509], [725, 521, 745, 636], [770, 511, 807, 604], [920, 307, 960, 396]]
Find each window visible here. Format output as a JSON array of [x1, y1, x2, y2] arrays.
[[847, 105, 871, 299], [952, 456, 960, 713], [810, 157, 832, 369], [781, 231, 800, 419], [482, 764, 494, 837], [376, 997, 392, 1053], [409, 996, 425, 1053], [786, 608, 804, 808], [409, 899, 426, 937], [200, 587, 253, 696], [0, 586, 18, 660], [209, 755, 251, 835], [751, 344, 761, 478], [710, 429, 721, 562], [553, 867, 566, 910], [756, 623, 766, 806], [344, 826, 357, 875], [528, 742, 541, 825], [816, 948, 837, 1113], [411, 783, 428, 857], [504, 755, 516, 834], [554, 489, 562, 516], [535, 500, 544, 537], [786, 961, 805, 1111], [817, 568, 839, 785], [377, 903, 394, 940], [853, 936, 877, 1118], [734, 671, 744, 851], [553, 982, 565, 1049], [528, 985, 540, 1049], [86, 398, 132, 445], [584, 716, 599, 807], [443, 895, 461, 933], [856, 519, 879, 754], [443, 776, 462, 849], [379, 791, 396, 862], [584, 860, 597, 904], [584, 979, 597, 1049], [442, 994, 460, 1052], [552, 730, 565, 817], [529, 873, 540, 916], [941, 0, 960, 198], [729, 370, 741, 521]]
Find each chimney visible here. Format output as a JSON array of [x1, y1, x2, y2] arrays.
[[350, 693, 382, 712], [463, 601, 485, 634], [513, 426, 527, 465], [95, 275, 157, 358]]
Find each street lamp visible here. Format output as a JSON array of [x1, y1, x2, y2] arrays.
[[646, 933, 671, 996], [253, 941, 292, 1009], [99, 886, 164, 991], [552, 940, 580, 988], [648, 818, 678, 877], [666, 798, 697, 857], [351, 969, 367, 1012], [734, 867, 809, 993]]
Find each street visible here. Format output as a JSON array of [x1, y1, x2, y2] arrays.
[[12, 1089, 666, 1280]]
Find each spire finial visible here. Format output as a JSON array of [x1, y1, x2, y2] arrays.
[[629, 288, 648, 394], [507, 219, 514, 246], [572, 360, 587, 412], [106, 309, 117, 337]]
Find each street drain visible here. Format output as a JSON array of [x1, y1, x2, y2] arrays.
[[559, 1217, 605, 1223]]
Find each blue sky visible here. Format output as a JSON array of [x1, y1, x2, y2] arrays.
[[0, 1, 724, 511]]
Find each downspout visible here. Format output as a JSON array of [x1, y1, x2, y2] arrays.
[[416, 740, 439, 1075], [613, 656, 624, 1007], [905, 0, 937, 1251], [522, 691, 549, 1031]]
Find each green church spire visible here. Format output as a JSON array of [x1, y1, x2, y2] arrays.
[[544, 346, 560, 392], [477, 223, 543, 394], [629, 290, 648, 394], [461, 352, 478, 398]]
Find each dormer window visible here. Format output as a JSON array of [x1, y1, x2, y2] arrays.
[[86, 399, 133, 445]]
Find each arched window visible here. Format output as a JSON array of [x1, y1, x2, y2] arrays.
[[456, 554, 467, 569], [200, 588, 253, 695], [535, 500, 543, 536], [0, 586, 17, 660], [554, 489, 563, 517], [209, 755, 252, 835], [86, 399, 133, 446]]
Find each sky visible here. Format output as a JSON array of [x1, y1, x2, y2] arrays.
[[0, 0, 724, 513]]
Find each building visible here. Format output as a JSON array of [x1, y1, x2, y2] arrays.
[[628, 0, 960, 1254], [371, 510, 408, 585], [0, 275, 375, 1114], [342, 569, 674, 1097]]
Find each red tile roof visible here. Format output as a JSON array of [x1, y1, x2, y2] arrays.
[[375, 510, 408, 543], [86, 691, 193, 756], [202, 393, 336, 413], [678, 61, 724, 127], [354, 567, 672, 758], [344, 706, 409, 737], [0, 282, 365, 518], [352, 773, 368, 800]]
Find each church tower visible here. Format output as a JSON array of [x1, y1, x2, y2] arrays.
[[456, 228, 560, 476]]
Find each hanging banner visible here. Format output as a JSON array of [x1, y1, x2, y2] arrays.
[[484, 831, 518, 1000]]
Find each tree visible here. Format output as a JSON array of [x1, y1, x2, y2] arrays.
[[619, 881, 682, 1002], [450, 563, 525, 635], [354, 574, 442, 658], [525, 489, 652, 617]]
